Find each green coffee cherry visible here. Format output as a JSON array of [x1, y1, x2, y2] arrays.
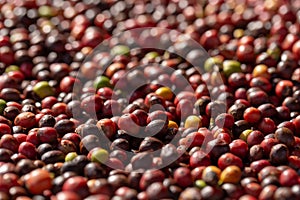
[[33, 81, 55, 98], [0, 99, 6, 114], [111, 45, 130, 56], [38, 6, 57, 18], [267, 45, 281, 60], [91, 148, 109, 163], [223, 60, 241, 77], [204, 57, 223, 72], [65, 152, 78, 162], [195, 180, 207, 189], [5, 65, 19, 73], [145, 51, 159, 60], [94, 76, 112, 90], [239, 129, 253, 141]]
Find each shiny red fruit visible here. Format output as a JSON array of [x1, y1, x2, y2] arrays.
[[0, 123, 12, 137], [190, 150, 211, 168], [215, 113, 234, 128], [200, 29, 220, 49], [14, 112, 36, 129], [257, 118, 276, 135], [275, 80, 293, 99], [186, 132, 205, 148], [218, 153, 243, 170], [250, 159, 271, 174], [18, 142, 37, 160], [62, 176, 89, 198], [243, 107, 262, 124], [280, 168, 299, 187], [25, 169, 52, 195], [118, 113, 140, 135], [0, 135, 19, 153], [174, 167, 193, 188], [229, 139, 249, 158]]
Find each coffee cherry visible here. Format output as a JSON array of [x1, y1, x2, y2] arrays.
[[24, 169, 52, 195], [215, 113, 234, 128], [202, 166, 221, 185], [33, 81, 55, 99], [219, 166, 242, 184], [275, 127, 295, 147], [243, 107, 262, 124], [280, 168, 299, 187], [174, 167, 193, 188]]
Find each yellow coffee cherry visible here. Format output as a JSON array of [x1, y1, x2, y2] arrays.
[[239, 129, 252, 141], [202, 166, 221, 178], [155, 87, 173, 101], [184, 115, 202, 129], [233, 29, 244, 39], [219, 165, 242, 184], [168, 120, 179, 129], [202, 166, 222, 185], [252, 64, 270, 79]]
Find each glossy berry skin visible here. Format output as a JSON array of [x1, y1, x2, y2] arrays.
[[260, 138, 278, 157], [237, 44, 255, 63], [0, 135, 19, 153], [14, 112, 36, 129], [200, 29, 220, 49], [201, 166, 221, 185], [118, 113, 140, 135], [25, 169, 52, 195], [80, 95, 103, 113], [0, 123, 12, 137], [41, 96, 58, 109], [174, 167, 193, 188], [59, 76, 80, 93], [257, 118, 276, 135], [139, 169, 165, 191], [37, 127, 58, 144], [3, 0, 300, 198], [186, 132, 205, 148], [243, 182, 262, 198], [218, 153, 243, 170], [292, 40, 300, 60], [257, 166, 281, 182], [250, 159, 271, 174], [62, 176, 89, 198], [280, 168, 299, 187], [219, 165, 242, 184], [55, 191, 81, 200], [243, 107, 262, 124], [288, 155, 300, 169], [96, 118, 117, 140], [190, 150, 211, 168], [274, 127, 295, 147], [247, 90, 269, 107], [229, 139, 249, 158], [18, 142, 37, 160], [216, 132, 232, 144], [247, 130, 264, 147], [215, 113, 234, 128], [13, 133, 27, 144], [0, 173, 20, 194], [176, 99, 194, 120], [275, 80, 293, 99], [26, 129, 40, 146], [250, 77, 272, 93], [191, 166, 206, 181]]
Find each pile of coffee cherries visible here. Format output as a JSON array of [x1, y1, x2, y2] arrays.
[[0, 0, 300, 199]]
